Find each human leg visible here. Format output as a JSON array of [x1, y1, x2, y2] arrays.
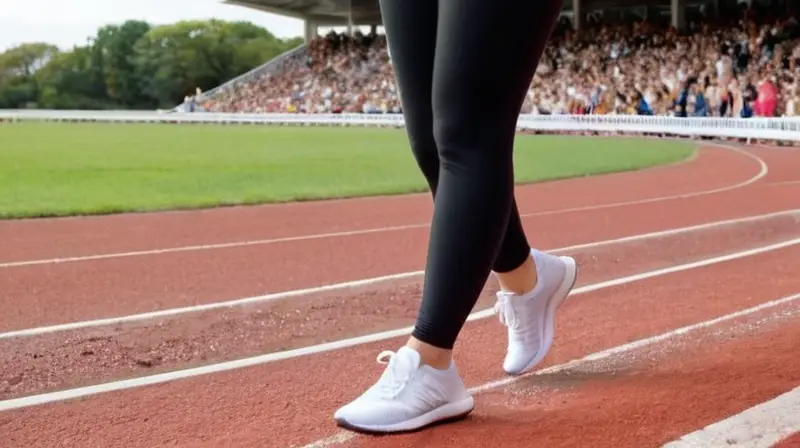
[[335, 0, 570, 434], [377, 0, 539, 372], [334, 2, 475, 432], [408, 0, 564, 353]]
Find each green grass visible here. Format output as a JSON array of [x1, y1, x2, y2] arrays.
[[0, 122, 694, 219]]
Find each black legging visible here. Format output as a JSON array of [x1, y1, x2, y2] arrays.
[[379, 0, 562, 350]]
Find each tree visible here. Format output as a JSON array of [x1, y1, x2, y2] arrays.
[[95, 20, 152, 107], [133, 19, 299, 108], [0, 42, 59, 108], [0, 19, 302, 110], [36, 45, 118, 109]]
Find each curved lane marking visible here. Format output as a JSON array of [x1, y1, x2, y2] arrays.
[[0, 145, 766, 269]]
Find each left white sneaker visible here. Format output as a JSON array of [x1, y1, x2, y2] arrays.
[[494, 249, 578, 375], [334, 346, 474, 433]]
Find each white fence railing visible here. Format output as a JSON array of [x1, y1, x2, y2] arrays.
[[3, 109, 800, 141]]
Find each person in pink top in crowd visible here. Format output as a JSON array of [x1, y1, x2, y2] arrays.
[[756, 76, 778, 117]]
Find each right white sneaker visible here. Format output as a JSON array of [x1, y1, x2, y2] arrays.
[[494, 249, 578, 375], [334, 346, 474, 434]]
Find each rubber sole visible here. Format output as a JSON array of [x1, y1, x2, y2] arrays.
[[335, 396, 475, 434]]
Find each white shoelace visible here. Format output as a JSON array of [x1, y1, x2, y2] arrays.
[[494, 293, 521, 330], [376, 350, 395, 365], [374, 350, 412, 399]]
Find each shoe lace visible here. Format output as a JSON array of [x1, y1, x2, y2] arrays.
[[374, 350, 412, 399], [494, 292, 521, 330]]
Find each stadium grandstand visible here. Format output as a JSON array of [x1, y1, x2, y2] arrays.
[[184, 0, 800, 118]]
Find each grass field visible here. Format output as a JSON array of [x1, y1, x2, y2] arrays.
[[0, 122, 695, 219]]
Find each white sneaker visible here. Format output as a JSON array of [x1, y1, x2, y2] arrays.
[[494, 249, 578, 375], [334, 346, 474, 433]]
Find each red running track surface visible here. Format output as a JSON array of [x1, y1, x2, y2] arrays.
[[0, 143, 798, 448]]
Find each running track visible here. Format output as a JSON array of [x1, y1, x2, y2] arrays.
[[1, 142, 799, 447]]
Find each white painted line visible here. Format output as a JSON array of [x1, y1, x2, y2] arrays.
[[1, 238, 798, 412], [749, 143, 800, 151], [0, 223, 432, 268], [0, 145, 766, 269], [508, 145, 766, 219], [299, 292, 800, 448], [2, 209, 797, 340], [767, 180, 800, 187], [300, 432, 354, 448], [663, 386, 800, 448]]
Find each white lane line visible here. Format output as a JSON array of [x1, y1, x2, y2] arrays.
[[1, 238, 798, 412], [749, 143, 800, 151], [300, 292, 800, 448], [0, 223, 432, 268], [663, 386, 800, 448], [767, 180, 800, 187], [2, 209, 797, 340], [0, 145, 766, 269]]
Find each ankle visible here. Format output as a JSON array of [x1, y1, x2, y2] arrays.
[[406, 337, 452, 370], [497, 256, 538, 295]]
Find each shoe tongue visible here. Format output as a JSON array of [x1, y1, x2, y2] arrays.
[[394, 346, 422, 370]]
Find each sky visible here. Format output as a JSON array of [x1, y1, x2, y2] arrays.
[[0, 0, 306, 51]]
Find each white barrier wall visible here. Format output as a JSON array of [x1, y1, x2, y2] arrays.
[[2, 110, 800, 141]]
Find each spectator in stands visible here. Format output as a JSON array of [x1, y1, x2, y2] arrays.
[[756, 75, 779, 116]]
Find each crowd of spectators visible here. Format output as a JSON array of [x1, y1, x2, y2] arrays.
[[199, 2, 800, 118], [200, 30, 398, 114]]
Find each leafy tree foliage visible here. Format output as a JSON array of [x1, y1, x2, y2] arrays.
[[0, 20, 303, 109]]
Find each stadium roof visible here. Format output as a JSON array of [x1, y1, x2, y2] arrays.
[[226, 0, 675, 25], [225, 0, 385, 25]]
